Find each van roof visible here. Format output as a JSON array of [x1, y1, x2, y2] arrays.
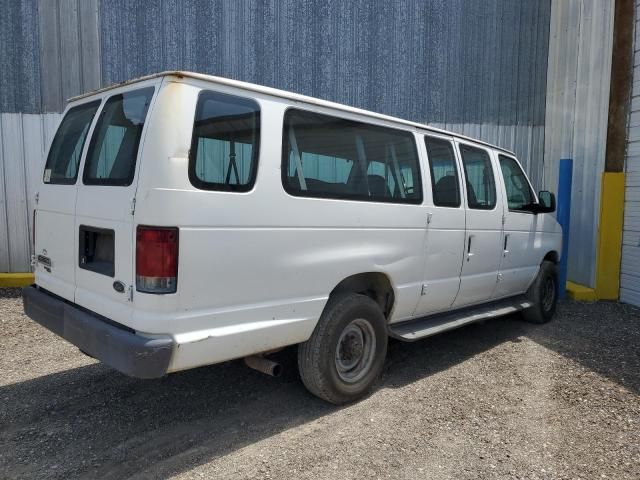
[[69, 70, 515, 156]]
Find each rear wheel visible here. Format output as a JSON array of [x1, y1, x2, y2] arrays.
[[298, 293, 388, 404], [522, 260, 558, 324]]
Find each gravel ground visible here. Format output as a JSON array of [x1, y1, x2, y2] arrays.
[[0, 287, 639, 480]]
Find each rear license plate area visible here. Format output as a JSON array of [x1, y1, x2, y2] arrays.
[[79, 225, 115, 277]]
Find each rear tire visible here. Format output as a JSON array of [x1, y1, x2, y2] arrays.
[[298, 293, 388, 404], [522, 260, 558, 324]]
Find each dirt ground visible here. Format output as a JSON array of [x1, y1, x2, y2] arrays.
[[0, 288, 638, 480]]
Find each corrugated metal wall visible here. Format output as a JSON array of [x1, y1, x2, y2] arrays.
[[38, 0, 101, 113], [98, 0, 550, 128], [0, 114, 62, 271], [543, 0, 615, 288], [621, 0, 640, 307], [2, 0, 553, 272]]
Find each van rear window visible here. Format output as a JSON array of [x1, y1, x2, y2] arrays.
[[83, 87, 154, 186], [189, 91, 261, 192], [43, 101, 100, 185], [282, 109, 422, 204]]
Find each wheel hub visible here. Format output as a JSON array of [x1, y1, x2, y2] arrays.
[[542, 276, 556, 312], [335, 319, 376, 383]]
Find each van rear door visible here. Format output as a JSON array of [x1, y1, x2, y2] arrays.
[[73, 84, 156, 322], [35, 100, 101, 300]]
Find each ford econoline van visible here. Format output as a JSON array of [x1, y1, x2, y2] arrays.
[[23, 71, 562, 404]]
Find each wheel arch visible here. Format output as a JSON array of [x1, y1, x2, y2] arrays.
[[543, 250, 560, 264], [328, 272, 396, 321]]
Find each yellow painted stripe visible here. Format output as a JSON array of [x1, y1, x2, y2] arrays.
[[595, 172, 625, 300], [0, 273, 34, 288], [566, 281, 598, 301]]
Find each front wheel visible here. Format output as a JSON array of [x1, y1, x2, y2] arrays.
[[298, 293, 388, 404], [522, 260, 558, 324]]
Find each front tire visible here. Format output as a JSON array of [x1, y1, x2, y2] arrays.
[[522, 260, 558, 324], [298, 293, 388, 404]]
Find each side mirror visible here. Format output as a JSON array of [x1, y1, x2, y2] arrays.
[[536, 190, 556, 213]]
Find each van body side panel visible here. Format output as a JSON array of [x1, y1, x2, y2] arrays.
[[131, 83, 425, 369]]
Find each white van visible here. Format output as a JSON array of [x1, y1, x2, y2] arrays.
[[24, 71, 562, 404]]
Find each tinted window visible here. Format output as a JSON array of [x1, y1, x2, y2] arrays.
[[425, 137, 460, 207], [83, 87, 154, 186], [459, 144, 497, 210], [189, 91, 260, 191], [499, 155, 534, 211], [282, 109, 422, 203], [43, 101, 100, 184]]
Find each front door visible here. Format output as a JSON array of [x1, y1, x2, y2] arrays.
[[453, 142, 504, 308], [494, 154, 540, 298]]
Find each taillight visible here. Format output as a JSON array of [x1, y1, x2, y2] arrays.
[[136, 226, 178, 294]]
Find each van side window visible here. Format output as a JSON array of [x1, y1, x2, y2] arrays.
[[425, 137, 460, 207], [498, 155, 534, 211], [282, 109, 422, 204], [459, 144, 497, 210], [189, 91, 260, 192], [83, 87, 154, 186], [43, 101, 100, 184]]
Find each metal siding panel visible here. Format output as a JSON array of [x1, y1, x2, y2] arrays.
[[620, 287, 640, 306], [139, 0, 164, 78], [544, 0, 614, 287], [78, 0, 101, 92], [625, 201, 640, 218], [621, 245, 640, 270], [620, 273, 640, 292], [0, 0, 19, 112], [58, 0, 83, 104], [96, 0, 550, 127], [0, 113, 62, 272], [622, 3, 640, 306], [0, 114, 30, 271], [162, 0, 184, 71], [39, 0, 63, 112], [623, 229, 640, 247], [22, 115, 44, 251], [0, 113, 8, 270], [19, 0, 42, 113], [0, 0, 41, 113]]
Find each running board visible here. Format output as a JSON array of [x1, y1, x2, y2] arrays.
[[389, 295, 533, 341]]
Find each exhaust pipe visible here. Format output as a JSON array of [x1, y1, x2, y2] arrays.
[[244, 355, 282, 377]]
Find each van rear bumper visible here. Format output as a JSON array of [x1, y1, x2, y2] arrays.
[[22, 285, 174, 379]]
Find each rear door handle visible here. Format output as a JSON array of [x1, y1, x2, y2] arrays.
[[466, 235, 474, 261], [503, 234, 510, 256]]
